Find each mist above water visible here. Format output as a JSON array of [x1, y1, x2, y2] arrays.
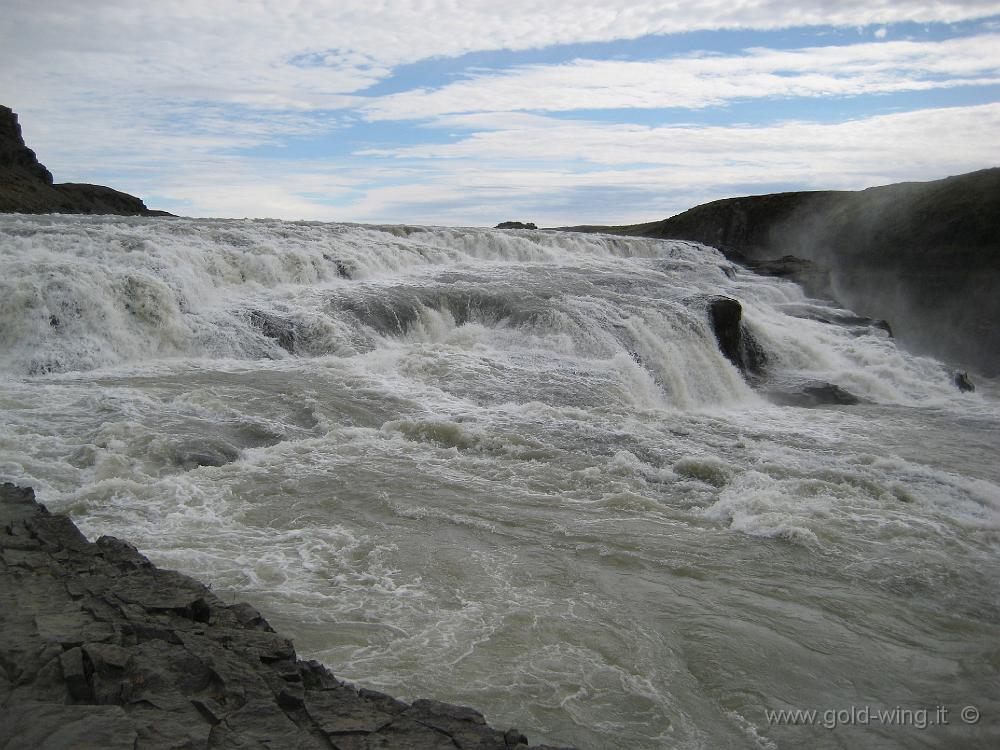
[[763, 173, 1000, 377]]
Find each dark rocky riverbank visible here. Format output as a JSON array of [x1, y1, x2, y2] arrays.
[[0, 106, 169, 216], [0, 483, 567, 749]]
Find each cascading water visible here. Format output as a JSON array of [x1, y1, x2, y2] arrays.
[[2, 213, 997, 749]]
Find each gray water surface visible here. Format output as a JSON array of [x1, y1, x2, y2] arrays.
[[2, 214, 997, 748]]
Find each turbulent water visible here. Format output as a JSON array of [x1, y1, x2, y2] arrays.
[[2, 214, 998, 749]]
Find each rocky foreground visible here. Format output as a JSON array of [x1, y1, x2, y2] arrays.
[[0, 484, 568, 749]]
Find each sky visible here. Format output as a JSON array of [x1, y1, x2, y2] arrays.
[[2, 1, 1000, 226]]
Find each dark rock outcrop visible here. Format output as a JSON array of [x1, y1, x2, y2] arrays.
[[0, 105, 170, 216], [567, 169, 1000, 375], [248, 309, 297, 354], [321, 254, 353, 279], [495, 222, 537, 230], [0, 106, 53, 185], [955, 371, 975, 392], [0, 483, 568, 749], [705, 297, 767, 378], [764, 381, 864, 407], [740, 255, 833, 298], [798, 383, 862, 406], [780, 303, 893, 338]]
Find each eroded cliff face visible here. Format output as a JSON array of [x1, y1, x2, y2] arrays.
[[589, 170, 1000, 376], [0, 105, 54, 185], [0, 105, 168, 216]]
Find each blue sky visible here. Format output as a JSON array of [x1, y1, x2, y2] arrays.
[[3, 1, 1000, 225]]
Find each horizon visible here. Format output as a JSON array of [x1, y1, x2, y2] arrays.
[[3, 1, 1000, 225]]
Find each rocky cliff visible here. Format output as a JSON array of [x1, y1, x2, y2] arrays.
[[0, 483, 567, 750], [0, 105, 169, 216], [567, 170, 1000, 376]]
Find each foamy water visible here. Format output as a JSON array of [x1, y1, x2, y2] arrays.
[[2, 214, 997, 748]]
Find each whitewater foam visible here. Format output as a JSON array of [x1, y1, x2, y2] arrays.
[[2, 214, 998, 750]]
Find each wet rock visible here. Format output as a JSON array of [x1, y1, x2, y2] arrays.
[[248, 309, 297, 353], [781, 303, 893, 337], [732, 254, 834, 299], [766, 381, 864, 407], [743, 254, 815, 278], [706, 296, 767, 377], [164, 427, 283, 471], [798, 382, 863, 406], [59, 647, 93, 702], [0, 703, 138, 750], [955, 371, 975, 392], [322, 254, 353, 278], [0, 482, 565, 749]]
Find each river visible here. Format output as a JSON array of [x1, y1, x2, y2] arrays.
[[2, 214, 997, 748]]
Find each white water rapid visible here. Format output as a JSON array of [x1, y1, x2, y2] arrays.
[[2, 214, 997, 749]]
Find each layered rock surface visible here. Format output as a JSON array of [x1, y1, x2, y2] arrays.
[[0, 483, 566, 750], [0, 105, 169, 216]]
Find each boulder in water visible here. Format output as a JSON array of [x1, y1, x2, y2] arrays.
[[248, 310, 296, 353], [954, 371, 975, 392], [802, 382, 862, 405], [782, 304, 894, 337], [766, 381, 864, 407], [322, 254, 352, 278], [706, 296, 767, 378], [744, 254, 815, 278]]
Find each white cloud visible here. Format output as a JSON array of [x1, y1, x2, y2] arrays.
[[5, 2, 1000, 115], [344, 104, 1000, 225], [362, 103, 1000, 168], [34, 101, 992, 225], [3, 1, 999, 222], [363, 34, 1000, 119], [121, 155, 362, 221]]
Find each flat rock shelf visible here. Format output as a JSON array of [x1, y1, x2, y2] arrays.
[[0, 483, 570, 750]]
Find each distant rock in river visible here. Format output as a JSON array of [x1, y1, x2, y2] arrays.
[[495, 221, 537, 229]]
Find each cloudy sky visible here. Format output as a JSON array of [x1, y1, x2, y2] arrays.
[[3, 1, 1000, 225]]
